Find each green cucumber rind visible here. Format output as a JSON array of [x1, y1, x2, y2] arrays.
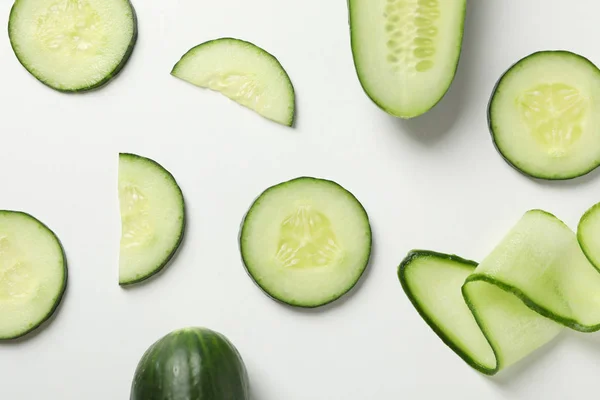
[[118, 153, 186, 287], [487, 50, 600, 180], [0, 210, 68, 341], [239, 176, 372, 308], [397, 250, 497, 375], [347, 0, 467, 119], [8, 0, 138, 93], [171, 37, 296, 127], [577, 201, 600, 273], [130, 327, 250, 400]]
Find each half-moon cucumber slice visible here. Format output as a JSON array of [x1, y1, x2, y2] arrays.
[[118, 153, 185, 286], [240, 177, 372, 308]]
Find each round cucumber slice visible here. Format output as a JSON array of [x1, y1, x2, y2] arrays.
[[0, 211, 67, 340], [171, 38, 295, 127], [488, 50, 600, 180], [240, 177, 372, 308], [8, 0, 138, 92], [118, 153, 185, 286]]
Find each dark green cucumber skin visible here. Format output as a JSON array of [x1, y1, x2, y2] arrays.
[[347, 0, 467, 119], [118, 153, 186, 287], [487, 50, 600, 180], [130, 327, 250, 400], [8, 0, 138, 93], [397, 250, 497, 374], [239, 176, 372, 308], [171, 37, 296, 127], [0, 210, 68, 341]]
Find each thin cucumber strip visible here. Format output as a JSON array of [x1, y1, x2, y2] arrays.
[[171, 38, 295, 127], [240, 177, 372, 308], [399, 209, 600, 375], [577, 202, 600, 272], [9, 0, 137, 92], [349, 0, 466, 118], [488, 51, 600, 180], [0, 211, 67, 340], [118, 153, 185, 286]]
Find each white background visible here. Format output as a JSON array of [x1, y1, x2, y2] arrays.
[[1, 0, 600, 399]]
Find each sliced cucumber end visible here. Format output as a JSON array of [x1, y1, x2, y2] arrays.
[[0, 211, 67, 340], [171, 38, 295, 127], [240, 177, 372, 308], [489, 50, 600, 180], [118, 153, 185, 286]]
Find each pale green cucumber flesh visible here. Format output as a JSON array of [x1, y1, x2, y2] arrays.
[[399, 209, 600, 375], [171, 38, 295, 127], [0, 211, 67, 340], [489, 51, 600, 180], [118, 153, 185, 286], [240, 177, 372, 308], [8, 0, 137, 92], [349, 0, 466, 118]]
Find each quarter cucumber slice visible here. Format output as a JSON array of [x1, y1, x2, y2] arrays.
[[171, 38, 295, 127], [399, 210, 600, 375], [240, 177, 372, 308], [348, 0, 466, 118], [0, 211, 67, 340], [488, 51, 600, 180], [118, 154, 185, 286], [8, 0, 137, 92]]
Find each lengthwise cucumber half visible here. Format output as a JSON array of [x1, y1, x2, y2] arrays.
[[8, 0, 137, 92], [399, 210, 600, 375], [349, 0, 466, 118]]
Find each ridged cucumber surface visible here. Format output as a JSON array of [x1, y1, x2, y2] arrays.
[[171, 38, 295, 127], [0, 211, 67, 340], [8, 0, 137, 92], [130, 327, 250, 400]]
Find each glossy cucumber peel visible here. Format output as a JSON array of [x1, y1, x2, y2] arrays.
[[171, 38, 295, 127], [8, 0, 138, 92], [488, 50, 600, 180], [349, 0, 466, 118], [399, 210, 600, 375], [0, 211, 67, 340], [130, 327, 250, 400]]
